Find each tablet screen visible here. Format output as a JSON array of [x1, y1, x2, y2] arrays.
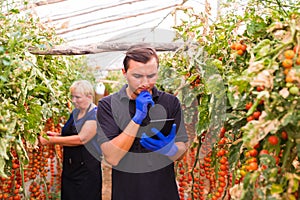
[[141, 118, 175, 138]]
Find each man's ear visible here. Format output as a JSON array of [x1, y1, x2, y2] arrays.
[[122, 68, 127, 79]]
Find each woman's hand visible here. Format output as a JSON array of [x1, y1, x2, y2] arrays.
[[39, 135, 51, 145], [46, 131, 60, 136]]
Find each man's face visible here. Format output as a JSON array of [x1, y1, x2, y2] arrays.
[[123, 57, 158, 99]]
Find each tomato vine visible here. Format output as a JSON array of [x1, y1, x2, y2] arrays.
[[0, 2, 92, 199], [158, 0, 300, 199]]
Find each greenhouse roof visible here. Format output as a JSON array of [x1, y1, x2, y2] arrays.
[[32, 0, 219, 46], [7, 0, 220, 75]]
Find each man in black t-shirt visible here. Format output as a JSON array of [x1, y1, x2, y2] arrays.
[[96, 45, 189, 200]]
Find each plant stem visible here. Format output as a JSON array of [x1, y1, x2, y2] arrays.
[[190, 135, 201, 200], [42, 177, 49, 200], [281, 138, 296, 172], [19, 163, 27, 199]]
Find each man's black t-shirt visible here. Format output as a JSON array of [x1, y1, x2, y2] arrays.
[[97, 85, 188, 200]]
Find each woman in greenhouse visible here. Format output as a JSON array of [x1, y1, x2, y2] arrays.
[[39, 80, 102, 200]]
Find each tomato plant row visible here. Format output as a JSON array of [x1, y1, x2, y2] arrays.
[[0, 2, 90, 199], [1, 1, 300, 200], [0, 118, 63, 199], [157, 0, 300, 199]]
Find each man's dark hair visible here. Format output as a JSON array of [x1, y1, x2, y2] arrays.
[[123, 44, 159, 72]]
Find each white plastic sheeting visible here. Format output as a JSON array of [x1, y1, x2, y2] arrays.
[[33, 0, 217, 45], [31, 0, 219, 73]]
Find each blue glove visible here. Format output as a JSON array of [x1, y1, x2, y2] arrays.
[[132, 91, 155, 125], [140, 124, 178, 156]]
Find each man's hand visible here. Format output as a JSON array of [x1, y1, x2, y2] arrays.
[[140, 124, 178, 156], [132, 91, 154, 125]]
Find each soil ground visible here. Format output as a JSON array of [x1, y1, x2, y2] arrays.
[[102, 162, 112, 200]]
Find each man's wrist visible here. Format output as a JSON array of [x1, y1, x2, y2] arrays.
[[164, 145, 178, 157], [156, 144, 178, 157], [132, 111, 144, 125], [123, 120, 140, 137], [132, 116, 142, 125]]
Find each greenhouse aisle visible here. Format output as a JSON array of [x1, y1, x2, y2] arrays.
[[102, 163, 112, 200]]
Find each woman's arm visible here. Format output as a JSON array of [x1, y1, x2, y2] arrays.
[[39, 120, 97, 146]]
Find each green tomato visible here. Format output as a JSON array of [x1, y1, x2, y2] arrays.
[[287, 194, 296, 200], [286, 82, 294, 88], [0, 124, 8, 132], [289, 86, 299, 95]]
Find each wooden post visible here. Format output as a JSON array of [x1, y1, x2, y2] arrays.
[[28, 42, 190, 55]]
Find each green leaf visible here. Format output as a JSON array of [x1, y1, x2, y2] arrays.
[[0, 137, 9, 160], [0, 158, 8, 178], [197, 95, 210, 134], [270, 183, 283, 194], [0, 46, 5, 54], [228, 140, 243, 170], [2, 58, 11, 66], [291, 178, 299, 193], [252, 39, 271, 55]]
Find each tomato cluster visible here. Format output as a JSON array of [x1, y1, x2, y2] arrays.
[[176, 127, 233, 200], [282, 47, 300, 95], [230, 41, 247, 56], [0, 118, 63, 200]]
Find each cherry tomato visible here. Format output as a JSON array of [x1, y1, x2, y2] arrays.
[[268, 136, 279, 145]]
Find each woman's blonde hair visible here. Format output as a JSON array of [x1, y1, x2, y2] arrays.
[[70, 80, 95, 100]]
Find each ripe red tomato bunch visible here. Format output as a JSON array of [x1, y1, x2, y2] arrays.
[[0, 117, 63, 200], [230, 41, 247, 56]]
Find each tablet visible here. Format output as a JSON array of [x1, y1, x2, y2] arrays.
[[141, 118, 175, 138]]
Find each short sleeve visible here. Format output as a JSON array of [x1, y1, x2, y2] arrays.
[[96, 96, 121, 145]]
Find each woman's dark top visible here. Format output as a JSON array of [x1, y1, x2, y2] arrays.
[[61, 106, 102, 200]]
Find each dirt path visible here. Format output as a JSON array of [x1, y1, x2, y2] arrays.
[[102, 162, 112, 200]]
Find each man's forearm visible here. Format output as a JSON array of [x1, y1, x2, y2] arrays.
[[101, 120, 140, 166], [169, 142, 189, 161]]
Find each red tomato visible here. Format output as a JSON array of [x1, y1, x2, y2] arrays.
[[259, 149, 269, 155], [293, 45, 300, 54], [256, 86, 265, 92], [268, 135, 279, 145], [253, 143, 260, 149], [249, 149, 258, 157], [253, 111, 261, 120], [246, 157, 257, 164], [241, 44, 247, 51], [217, 149, 226, 157], [220, 164, 227, 171], [273, 155, 280, 165], [219, 126, 226, 138], [247, 115, 254, 122], [281, 131, 288, 140], [247, 162, 258, 171], [245, 102, 253, 110], [219, 156, 228, 164]]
